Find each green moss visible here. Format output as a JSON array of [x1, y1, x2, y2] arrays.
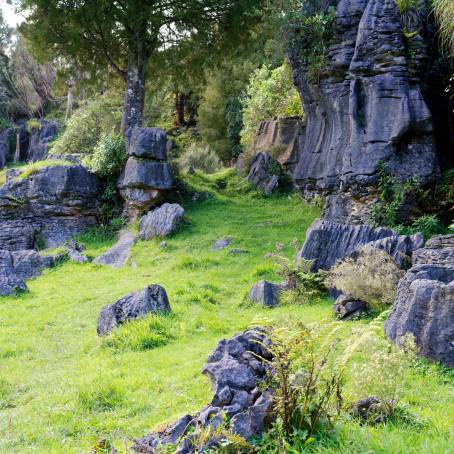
[[26, 118, 41, 134], [18, 160, 75, 180]]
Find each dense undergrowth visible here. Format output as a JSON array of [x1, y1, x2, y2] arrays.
[[0, 171, 453, 453]]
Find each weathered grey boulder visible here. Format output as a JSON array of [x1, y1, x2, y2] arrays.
[[412, 234, 454, 266], [251, 117, 305, 172], [297, 219, 423, 271], [94, 231, 136, 267], [97, 284, 171, 335], [333, 294, 368, 320], [139, 203, 184, 240], [118, 127, 174, 218], [126, 127, 167, 160], [0, 164, 102, 249], [0, 249, 57, 296], [385, 235, 454, 367], [288, 0, 440, 194], [246, 152, 280, 195], [213, 238, 232, 251], [65, 240, 88, 264], [133, 329, 274, 453], [248, 280, 285, 307], [26, 120, 58, 162]]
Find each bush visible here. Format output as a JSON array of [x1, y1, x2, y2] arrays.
[[26, 118, 41, 134], [265, 240, 327, 305], [240, 62, 304, 149], [82, 133, 127, 178], [179, 143, 222, 174], [255, 324, 343, 452], [51, 92, 122, 156], [326, 246, 403, 309]]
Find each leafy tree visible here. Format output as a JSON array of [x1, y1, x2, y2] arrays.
[[240, 62, 304, 149], [19, 0, 264, 133]]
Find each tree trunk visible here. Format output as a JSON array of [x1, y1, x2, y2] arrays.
[[174, 91, 186, 128], [121, 46, 149, 134], [65, 86, 73, 122]]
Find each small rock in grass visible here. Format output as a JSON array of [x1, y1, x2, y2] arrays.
[[229, 248, 249, 255], [333, 294, 368, 320], [93, 231, 136, 268], [213, 238, 232, 251], [248, 280, 286, 307], [139, 203, 184, 239], [97, 284, 171, 335]]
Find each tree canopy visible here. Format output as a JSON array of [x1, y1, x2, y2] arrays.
[[19, 0, 265, 132]]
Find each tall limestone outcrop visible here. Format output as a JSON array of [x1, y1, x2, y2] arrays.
[[288, 0, 440, 196]]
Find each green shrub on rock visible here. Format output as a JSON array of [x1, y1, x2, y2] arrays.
[[82, 133, 127, 179]]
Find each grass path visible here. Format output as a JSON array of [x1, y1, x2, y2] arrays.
[[0, 171, 453, 453]]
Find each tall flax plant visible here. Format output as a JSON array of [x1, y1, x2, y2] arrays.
[[433, 0, 454, 56]]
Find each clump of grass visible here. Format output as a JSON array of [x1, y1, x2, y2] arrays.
[[102, 313, 177, 352], [177, 255, 220, 270], [179, 143, 222, 174], [19, 160, 74, 179], [0, 378, 16, 410], [182, 289, 218, 305], [252, 264, 278, 281], [77, 381, 125, 412]]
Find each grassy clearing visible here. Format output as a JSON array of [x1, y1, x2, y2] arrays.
[[0, 170, 453, 453]]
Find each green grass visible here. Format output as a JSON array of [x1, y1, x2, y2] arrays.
[[0, 170, 452, 453]]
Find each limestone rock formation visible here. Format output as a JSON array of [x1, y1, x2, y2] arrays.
[[97, 284, 171, 335], [297, 219, 423, 271], [133, 329, 274, 453], [287, 0, 440, 195], [248, 280, 286, 307], [0, 249, 58, 296], [247, 152, 281, 195], [118, 127, 174, 218], [251, 117, 305, 172], [139, 203, 184, 240], [333, 294, 368, 320], [385, 235, 454, 367], [26, 120, 59, 162], [93, 231, 136, 267], [0, 164, 102, 249]]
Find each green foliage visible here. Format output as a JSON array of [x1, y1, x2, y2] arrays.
[[433, 0, 454, 56], [0, 116, 12, 131], [371, 162, 420, 228], [289, 7, 336, 84], [241, 62, 304, 149], [82, 133, 127, 179], [51, 93, 122, 156], [254, 324, 343, 452], [266, 240, 327, 305], [26, 118, 41, 134], [395, 0, 423, 33], [178, 143, 222, 174], [225, 96, 244, 159], [103, 313, 177, 352]]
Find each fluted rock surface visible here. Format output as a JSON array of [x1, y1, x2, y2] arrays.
[[288, 0, 440, 194], [385, 235, 454, 367]]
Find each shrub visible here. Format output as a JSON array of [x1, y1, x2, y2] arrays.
[[240, 62, 303, 149], [326, 246, 403, 309], [255, 325, 343, 451], [82, 133, 127, 179], [179, 143, 222, 174], [51, 92, 122, 156], [265, 240, 327, 305]]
